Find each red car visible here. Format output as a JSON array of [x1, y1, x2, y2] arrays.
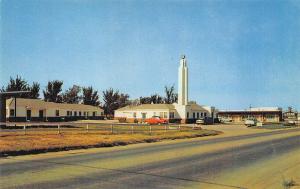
[[145, 116, 168, 125]]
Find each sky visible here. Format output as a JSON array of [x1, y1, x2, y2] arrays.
[[1, 0, 300, 110]]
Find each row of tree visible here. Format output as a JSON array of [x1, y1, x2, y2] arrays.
[[139, 85, 178, 104], [42, 81, 100, 106], [1, 76, 41, 99], [1, 76, 178, 116]]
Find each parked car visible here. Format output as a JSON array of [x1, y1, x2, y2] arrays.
[[220, 118, 233, 123], [196, 118, 205, 125], [284, 120, 296, 126], [245, 118, 257, 127], [145, 116, 168, 125]]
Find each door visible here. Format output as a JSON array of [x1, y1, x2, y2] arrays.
[[26, 110, 31, 121], [39, 110, 44, 119]]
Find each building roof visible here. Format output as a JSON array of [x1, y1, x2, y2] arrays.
[[116, 103, 209, 112], [6, 98, 103, 111], [189, 103, 208, 112], [116, 104, 176, 111], [219, 107, 282, 113]]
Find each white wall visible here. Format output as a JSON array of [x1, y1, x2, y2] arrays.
[[6, 103, 103, 118], [115, 109, 178, 119]]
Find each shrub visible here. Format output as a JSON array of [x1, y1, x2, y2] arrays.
[[118, 117, 127, 123], [282, 178, 296, 189]]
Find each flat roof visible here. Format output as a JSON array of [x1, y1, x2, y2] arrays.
[[219, 107, 282, 113], [6, 98, 103, 111], [116, 104, 176, 111]]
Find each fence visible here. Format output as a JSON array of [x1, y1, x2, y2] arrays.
[[0, 122, 200, 136]]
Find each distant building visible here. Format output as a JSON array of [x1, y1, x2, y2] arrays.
[[283, 107, 298, 123], [218, 107, 283, 123], [115, 55, 212, 123], [6, 98, 104, 122]]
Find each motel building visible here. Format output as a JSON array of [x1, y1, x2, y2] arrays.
[[218, 107, 283, 123], [115, 55, 216, 124], [5, 98, 104, 122]]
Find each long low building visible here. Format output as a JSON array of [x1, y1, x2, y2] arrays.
[[6, 98, 104, 122], [218, 107, 283, 123], [115, 103, 210, 123]]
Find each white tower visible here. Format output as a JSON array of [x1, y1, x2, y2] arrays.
[[178, 55, 188, 105]]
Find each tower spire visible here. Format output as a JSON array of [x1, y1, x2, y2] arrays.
[[178, 55, 188, 105]]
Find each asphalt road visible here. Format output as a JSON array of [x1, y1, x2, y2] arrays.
[[1, 128, 300, 189]]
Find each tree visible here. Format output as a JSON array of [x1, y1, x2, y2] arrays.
[[29, 82, 40, 99], [164, 85, 178, 104], [1, 76, 40, 99], [140, 94, 163, 104], [62, 85, 81, 104], [102, 88, 130, 116], [139, 96, 152, 104], [150, 94, 163, 104], [118, 93, 130, 108], [82, 86, 100, 106], [43, 80, 63, 103], [128, 98, 141, 106]]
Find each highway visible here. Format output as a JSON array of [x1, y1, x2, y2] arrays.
[[1, 128, 300, 189]]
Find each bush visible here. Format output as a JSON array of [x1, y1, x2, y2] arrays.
[[118, 117, 127, 123], [282, 178, 296, 189]]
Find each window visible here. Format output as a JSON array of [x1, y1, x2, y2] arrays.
[[74, 111, 77, 116], [204, 113, 207, 117], [101, 112, 104, 116], [70, 111, 72, 116], [10, 109, 15, 117], [201, 112, 203, 117], [56, 110, 59, 117], [187, 112, 189, 118], [159, 112, 164, 118], [197, 112, 199, 119], [84, 112, 86, 116], [169, 112, 175, 119], [153, 112, 156, 116], [39, 110, 44, 118], [133, 112, 137, 118], [142, 113, 147, 119], [193, 112, 196, 119], [79, 111, 82, 116], [87, 112, 89, 117], [93, 112, 96, 117], [266, 114, 275, 119], [163, 112, 167, 118]]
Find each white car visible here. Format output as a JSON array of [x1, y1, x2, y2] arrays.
[[196, 119, 205, 125], [220, 118, 233, 123], [245, 118, 257, 127]]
